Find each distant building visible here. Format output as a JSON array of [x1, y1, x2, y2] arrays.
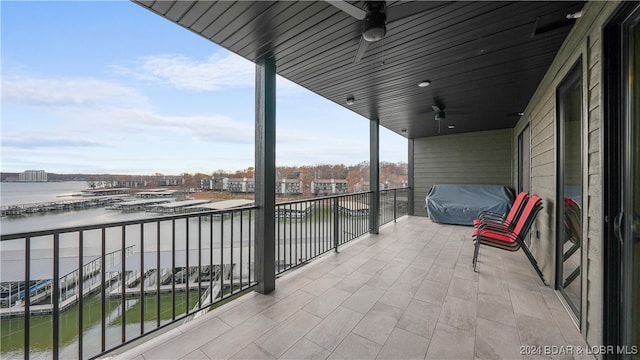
[[276, 179, 302, 196], [201, 177, 227, 191], [19, 170, 47, 182], [311, 179, 348, 195], [159, 177, 184, 186], [227, 177, 255, 193]]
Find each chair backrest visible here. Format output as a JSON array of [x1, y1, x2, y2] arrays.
[[512, 195, 543, 237], [505, 191, 529, 224]]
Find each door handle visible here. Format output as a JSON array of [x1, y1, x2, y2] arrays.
[[614, 212, 624, 246]]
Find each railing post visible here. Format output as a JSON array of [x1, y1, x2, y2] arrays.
[[333, 197, 339, 252], [369, 118, 380, 234], [255, 56, 276, 294]]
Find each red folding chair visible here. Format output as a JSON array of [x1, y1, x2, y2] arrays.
[[472, 195, 545, 283], [472, 191, 529, 237]]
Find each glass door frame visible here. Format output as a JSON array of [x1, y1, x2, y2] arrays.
[[555, 59, 584, 321], [603, 3, 640, 354]]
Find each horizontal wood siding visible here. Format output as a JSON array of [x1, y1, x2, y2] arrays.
[[412, 129, 513, 216], [510, 0, 619, 349]]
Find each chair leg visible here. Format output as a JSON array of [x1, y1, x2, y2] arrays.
[[518, 239, 547, 285], [472, 236, 480, 272]]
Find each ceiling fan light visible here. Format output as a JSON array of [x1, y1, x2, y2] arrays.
[[346, 96, 355, 105], [363, 12, 386, 42]]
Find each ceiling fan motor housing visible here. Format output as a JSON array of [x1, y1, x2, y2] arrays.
[[363, 3, 386, 42]]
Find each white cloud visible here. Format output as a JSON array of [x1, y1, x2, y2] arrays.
[[112, 53, 255, 91], [2, 76, 148, 109], [1, 134, 110, 149], [112, 52, 303, 94], [2, 73, 254, 145]]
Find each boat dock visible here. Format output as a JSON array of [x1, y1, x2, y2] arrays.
[[0, 195, 129, 217]]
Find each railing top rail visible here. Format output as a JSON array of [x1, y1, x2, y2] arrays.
[[275, 191, 372, 206], [274, 187, 408, 207], [0, 205, 258, 241]]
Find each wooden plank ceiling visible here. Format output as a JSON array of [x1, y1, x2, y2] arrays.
[[133, 1, 584, 139]]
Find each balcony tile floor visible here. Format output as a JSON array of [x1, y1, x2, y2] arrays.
[[110, 216, 592, 360]]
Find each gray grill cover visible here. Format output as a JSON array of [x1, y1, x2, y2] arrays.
[[425, 184, 514, 225]]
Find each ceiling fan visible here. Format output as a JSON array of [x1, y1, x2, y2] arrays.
[[326, 1, 446, 62], [419, 98, 468, 134]]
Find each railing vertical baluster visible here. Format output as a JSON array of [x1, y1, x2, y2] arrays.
[[288, 203, 292, 270], [294, 204, 298, 266], [121, 226, 126, 344], [101, 228, 106, 353], [220, 214, 224, 299], [186, 218, 190, 314], [393, 189, 397, 222], [140, 223, 145, 335], [78, 231, 84, 360], [248, 210, 252, 285], [240, 211, 243, 290], [24, 236, 31, 360], [198, 216, 202, 309], [156, 222, 160, 329], [305, 203, 308, 260], [53, 232, 60, 360], [333, 197, 339, 252], [322, 199, 325, 253], [209, 215, 214, 303], [230, 212, 234, 294], [171, 219, 176, 321]]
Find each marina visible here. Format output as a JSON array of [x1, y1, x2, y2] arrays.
[[0, 195, 129, 217]]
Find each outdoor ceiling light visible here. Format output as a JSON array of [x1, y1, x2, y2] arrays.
[[418, 80, 431, 87], [346, 96, 355, 105], [566, 11, 582, 19]]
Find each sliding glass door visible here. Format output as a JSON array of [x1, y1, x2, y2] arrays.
[[604, 4, 640, 356], [556, 61, 583, 320], [625, 13, 639, 357]]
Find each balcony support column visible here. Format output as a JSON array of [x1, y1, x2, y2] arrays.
[[255, 57, 276, 294], [408, 138, 415, 216], [370, 117, 380, 234]]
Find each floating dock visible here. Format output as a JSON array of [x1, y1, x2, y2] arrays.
[[0, 195, 129, 217]]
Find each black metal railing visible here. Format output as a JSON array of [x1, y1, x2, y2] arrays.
[[275, 192, 371, 274], [380, 187, 410, 226], [0, 189, 409, 359], [274, 189, 409, 275], [0, 207, 256, 360]]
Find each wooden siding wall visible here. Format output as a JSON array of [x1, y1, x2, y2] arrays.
[[412, 129, 513, 216], [511, 0, 620, 348]]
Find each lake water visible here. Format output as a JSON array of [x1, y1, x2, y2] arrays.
[[1, 182, 160, 235]]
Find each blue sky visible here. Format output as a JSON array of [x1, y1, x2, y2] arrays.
[[1, 1, 407, 175]]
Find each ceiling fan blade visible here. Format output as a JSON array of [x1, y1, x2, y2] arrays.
[[326, 0, 366, 20], [353, 37, 370, 63], [386, 1, 448, 23]]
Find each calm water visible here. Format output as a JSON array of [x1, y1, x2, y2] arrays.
[[1, 181, 88, 206], [1, 182, 158, 235]]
